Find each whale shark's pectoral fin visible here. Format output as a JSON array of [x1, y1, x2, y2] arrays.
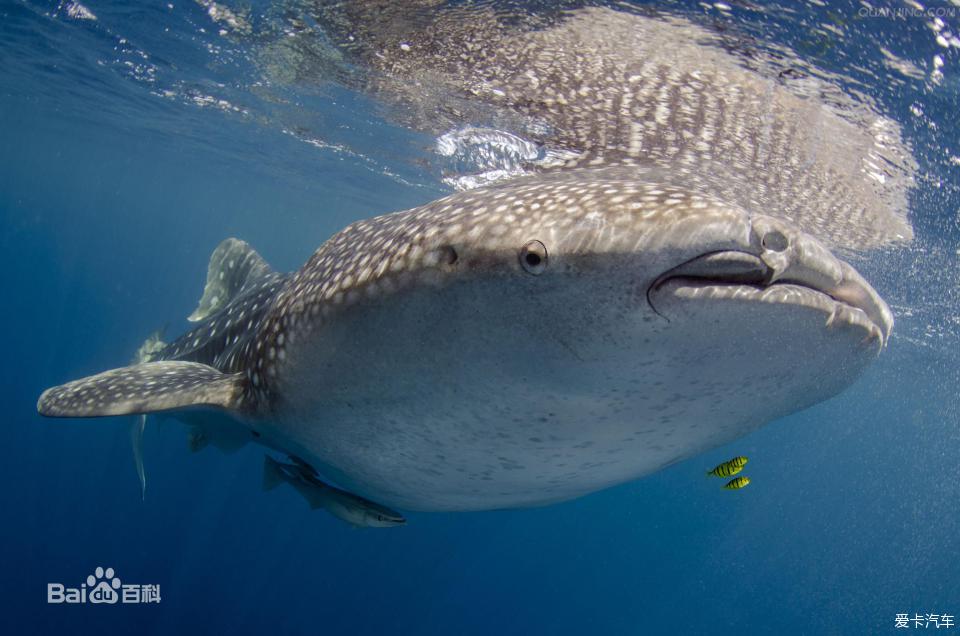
[[37, 361, 245, 418], [188, 238, 275, 322]]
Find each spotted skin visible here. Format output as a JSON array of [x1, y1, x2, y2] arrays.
[[37, 361, 243, 417], [187, 238, 280, 323], [36, 4, 908, 512], [302, 3, 915, 250], [164, 275, 287, 374], [38, 169, 894, 509]]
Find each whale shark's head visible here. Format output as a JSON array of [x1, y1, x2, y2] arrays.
[[279, 170, 893, 405], [290, 168, 890, 352], [261, 168, 892, 511]]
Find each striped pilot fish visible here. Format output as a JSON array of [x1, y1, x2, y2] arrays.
[[707, 456, 749, 478]]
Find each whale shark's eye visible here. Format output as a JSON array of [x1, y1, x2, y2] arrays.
[[520, 240, 548, 275]]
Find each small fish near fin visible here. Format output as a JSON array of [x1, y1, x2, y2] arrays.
[[188, 238, 275, 322], [37, 361, 245, 418]]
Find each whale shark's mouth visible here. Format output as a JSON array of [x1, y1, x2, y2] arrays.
[[648, 251, 892, 348]]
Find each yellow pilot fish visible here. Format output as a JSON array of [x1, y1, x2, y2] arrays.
[[706, 456, 748, 478], [723, 476, 751, 490]]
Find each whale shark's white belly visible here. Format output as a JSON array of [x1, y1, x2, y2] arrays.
[[262, 290, 875, 511]]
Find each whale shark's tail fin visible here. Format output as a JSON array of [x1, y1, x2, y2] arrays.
[[188, 238, 275, 322], [37, 361, 246, 418]]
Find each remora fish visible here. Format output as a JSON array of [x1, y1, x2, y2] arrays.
[[37, 168, 892, 511], [263, 456, 406, 527]]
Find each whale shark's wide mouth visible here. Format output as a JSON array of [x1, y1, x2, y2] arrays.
[[648, 250, 892, 348]]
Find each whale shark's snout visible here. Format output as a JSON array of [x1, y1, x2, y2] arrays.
[[648, 214, 893, 349]]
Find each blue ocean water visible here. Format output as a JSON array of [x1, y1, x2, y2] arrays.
[[2, 1, 959, 634]]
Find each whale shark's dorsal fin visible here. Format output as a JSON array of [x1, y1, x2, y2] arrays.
[[37, 361, 245, 417], [188, 238, 275, 322]]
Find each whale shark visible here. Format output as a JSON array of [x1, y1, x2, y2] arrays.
[[289, 3, 915, 250], [38, 167, 892, 511], [37, 5, 913, 515]]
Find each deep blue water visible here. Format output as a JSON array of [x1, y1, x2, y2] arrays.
[[3, 1, 959, 634]]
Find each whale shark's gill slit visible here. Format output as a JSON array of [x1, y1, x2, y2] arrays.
[[551, 333, 586, 362]]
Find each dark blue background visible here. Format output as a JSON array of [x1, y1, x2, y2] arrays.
[[2, 1, 958, 633]]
